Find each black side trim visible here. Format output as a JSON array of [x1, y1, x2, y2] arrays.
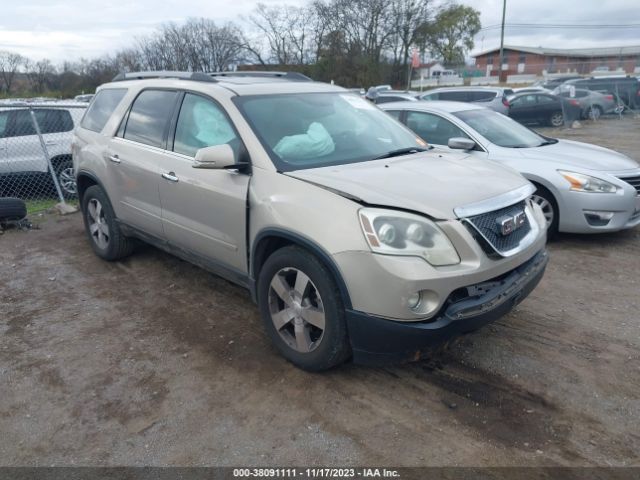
[[251, 228, 352, 309], [118, 221, 255, 295]]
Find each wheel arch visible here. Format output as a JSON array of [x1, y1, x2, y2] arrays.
[[251, 228, 353, 309], [76, 170, 106, 208]]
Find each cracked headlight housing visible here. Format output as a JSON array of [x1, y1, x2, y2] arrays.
[[558, 170, 619, 193], [358, 208, 460, 266]]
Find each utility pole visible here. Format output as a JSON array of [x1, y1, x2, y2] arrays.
[[498, 0, 507, 82]]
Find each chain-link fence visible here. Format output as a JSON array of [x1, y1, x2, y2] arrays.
[[0, 102, 87, 212]]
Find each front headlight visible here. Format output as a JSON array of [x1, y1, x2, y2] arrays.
[[558, 170, 619, 193], [358, 208, 460, 266]]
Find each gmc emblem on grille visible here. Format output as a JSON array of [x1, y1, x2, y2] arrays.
[[497, 211, 526, 236]]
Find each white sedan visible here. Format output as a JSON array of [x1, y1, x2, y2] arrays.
[[380, 101, 640, 236]]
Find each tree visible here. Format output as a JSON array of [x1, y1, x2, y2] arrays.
[[0, 51, 25, 94], [25, 59, 56, 93], [422, 4, 480, 65]]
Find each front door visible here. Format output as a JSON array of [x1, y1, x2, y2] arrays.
[[157, 92, 250, 273]]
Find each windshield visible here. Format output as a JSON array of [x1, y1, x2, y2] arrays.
[[233, 92, 426, 171], [453, 109, 549, 148]]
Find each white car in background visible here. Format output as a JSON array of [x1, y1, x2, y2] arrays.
[[381, 101, 640, 236], [0, 102, 86, 196]]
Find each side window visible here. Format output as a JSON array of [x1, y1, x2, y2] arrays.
[[0, 111, 9, 138], [513, 95, 537, 107], [536, 95, 555, 105], [173, 93, 238, 158], [421, 92, 439, 100], [81, 88, 127, 133], [9, 110, 36, 137], [405, 111, 469, 146], [385, 110, 403, 121], [376, 96, 404, 104], [470, 91, 496, 102], [33, 109, 74, 134], [439, 91, 469, 102], [124, 90, 178, 148]]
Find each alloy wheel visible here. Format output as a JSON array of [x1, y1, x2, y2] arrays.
[[58, 166, 77, 195], [550, 112, 564, 127], [268, 267, 326, 353], [87, 198, 110, 249], [531, 194, 554, 228]]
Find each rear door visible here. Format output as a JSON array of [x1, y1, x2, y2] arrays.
[[3, 109, 48, 174], [157, 92, 250, 273], [508, 94, 538, 123], [107, 89, 179, 238]]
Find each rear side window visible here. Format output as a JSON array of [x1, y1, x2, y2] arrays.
[[123, 90, 178, 148], [439, 91, 469, 101], [4, 109, 74, 138], [81, 89, 127, 132], [469, 91, 497, 102]]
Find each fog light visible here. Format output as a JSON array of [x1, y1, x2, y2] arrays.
[[407, 292, 422, 310], [584, 210, 614, 226]]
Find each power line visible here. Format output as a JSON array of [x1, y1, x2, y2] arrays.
[[480, 23, 640, 32]]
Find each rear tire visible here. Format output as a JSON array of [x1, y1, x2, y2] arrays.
[[530, 185, 559, 239], [585, 105, 602, 121], [257, 246, 351, 371], [0, 197, 27, 222], [81, 185, 133, 261]]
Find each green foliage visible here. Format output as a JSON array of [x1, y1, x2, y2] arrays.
[[421, 4, 481, 66]]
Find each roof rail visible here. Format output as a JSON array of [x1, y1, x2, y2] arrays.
[[111, 71, 217, 83], [208, 71, 313, 82]]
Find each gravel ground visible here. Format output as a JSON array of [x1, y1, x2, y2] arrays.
[[1, 116, 639, 467]]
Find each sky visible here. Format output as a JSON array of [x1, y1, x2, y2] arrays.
[[0, 0, 639, 63]]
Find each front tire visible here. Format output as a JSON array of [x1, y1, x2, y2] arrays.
[[549, 111, 564, 127], [81, 185, 133, 261], [55, 159, 77, 197], [531, 185, 559, 239], [257, 246, 351, 371]]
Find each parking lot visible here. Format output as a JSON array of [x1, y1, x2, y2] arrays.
[[1, 116, 639, 467]]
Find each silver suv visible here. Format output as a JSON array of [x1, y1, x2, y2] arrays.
[[418, 87, 513, 114], [73, 71, 548, 371], [1, 102, 86, 196]]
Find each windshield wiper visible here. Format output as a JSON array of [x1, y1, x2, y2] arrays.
[[538, 139, 558, 146], [373, 147, 428, 160]]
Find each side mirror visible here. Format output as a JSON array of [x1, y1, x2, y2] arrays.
[[193, 144, 237, 169], [448, 137, 476, 151]]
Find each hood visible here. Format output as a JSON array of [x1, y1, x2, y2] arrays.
[[285, 150, 530, 220], [511, 139, 639, 172]]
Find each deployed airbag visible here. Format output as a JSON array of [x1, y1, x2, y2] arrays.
[[274, 122, 335, 160]]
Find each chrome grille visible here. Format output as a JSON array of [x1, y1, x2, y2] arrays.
[[465, 201, 531, 255], [618, 175, 640, 195]]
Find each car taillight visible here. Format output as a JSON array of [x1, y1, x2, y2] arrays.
[[502, 97, 510, 107], [569, 99, 580, 106], [604, 94, 614, 101]]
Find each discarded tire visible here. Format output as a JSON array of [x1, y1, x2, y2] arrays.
[[0, 198, 27, 222]]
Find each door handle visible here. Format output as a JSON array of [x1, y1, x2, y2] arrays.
[[45, 140, 58, 146], [108, 154, 121, 164], [162, 172, 179, 182]]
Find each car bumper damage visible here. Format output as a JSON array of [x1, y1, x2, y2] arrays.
[[346, 249, 549, 365]]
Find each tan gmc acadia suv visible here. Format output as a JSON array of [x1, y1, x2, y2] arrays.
[[72, 71, 549, 371]]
